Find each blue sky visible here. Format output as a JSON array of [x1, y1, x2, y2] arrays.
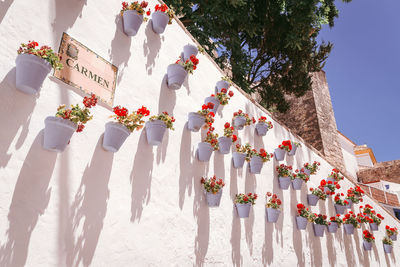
[[318, 0, 400, 162]]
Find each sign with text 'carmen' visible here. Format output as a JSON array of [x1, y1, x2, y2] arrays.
[[54, 32, 118, 106]]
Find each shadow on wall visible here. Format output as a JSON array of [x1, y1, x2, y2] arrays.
[[0, 0, 13, 23], [0, 68, 36, 168], [0, 131, 57, 267], [231, 206, 242, 267], [178, 125, 193, 209], [130, 131, 154, 222], [143, 22, 163, 75], [109, 15, 131, 85], [52, 0, 87, 40], [65, 135, 114, 267], [244, 169, 256, 255]]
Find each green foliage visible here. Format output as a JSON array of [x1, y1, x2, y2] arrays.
[[165, 0, 351, 112]]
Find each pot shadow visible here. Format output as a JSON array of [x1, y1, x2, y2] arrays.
[[230, 163, 239, 201], [272, 159, 284, 245], [130, 131, 154, 222], [108, 15, 131, 85], [343, 232, 356, 266], [290, 172, 305, 267], [213, 151, 225, 179], [262, 215, 274, 266], [65, 135, 113, 267], [384, 245, 396, 266], [307, 222, 323, 267], [231, 205, 242, 267], [52, 0, 86, 38], [0, 68, 36, 168], [178, 124, 193, 209], [361, 246, 372, 267], [244, 168, 256, 255], [0, 0, 13, 23], [0, 131, 57, 267], [143, 22, 163, 75]]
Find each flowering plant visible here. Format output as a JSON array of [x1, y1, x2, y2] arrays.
[[310, 213, 328, 225], [257, 116, 273, 129], [55, 94, 98, 133], [328, 168, 344, 181], [121, 1, 151, 18], [278, 140, 292, 152], [296, 203, 313, 221], [360, 205, 384, 225], [18, 41, 63, 70], [232, 110, 255, 126], [265, 192, 282, 209], [222, 122, 237, 142], [203, 130, 219, 150], [197, 103, 215, 128], [346, 187, 364, 204], [149, 111, 175, 130], [221, 76, 232, 83], [329, 215, 343, 226], [309, 187, 327, 200], [304, 161, 320, 175], [235, 193, 257, 205], [383, 236, 393, 245], [111, 105, 150, 132], [276, 164, 293, 178], [293, 169, 310, 182], [343, 211, 360, 228], [334, 193, 348, 206], [292, 141, 302, 148], [357, 213, 371, 224], [201, 175, 225, 194], [363, 230, 375, 243], [320, 179, 340, 195], [235, 143, 251, 155], [216, 88, 234, 105], [386, 225, 398, 237], [154, 3, 174, 24], [175, 55, 199, 74], [248, 148, 273, 162]]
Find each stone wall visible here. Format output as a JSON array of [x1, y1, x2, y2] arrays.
[[358, 160, 400, 184]]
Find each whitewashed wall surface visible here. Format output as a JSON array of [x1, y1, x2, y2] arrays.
[[0, 0, 399, 266]]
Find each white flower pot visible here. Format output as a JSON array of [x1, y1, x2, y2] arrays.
[[274, 148, 285, 161], [43, 116, 77, 152], [296, 216, 308, 230], [233, 116, 246, 130], [288, 145, 297, 156], [278, 176, 291, 190], [343, 224, 355, 235], [103, 122, 131, 152], [327, 222, 338, 233], [215, 80, 230, 93], [313, 223, 325, 237], [370, 223, 379, 231], [16, 53, 52, 95], [266, 208, 280, 223], [291, 178, 303, 190], [249, 156, 263, 174], [218, 136, 232, 154], [206, 190, 222, 207], [187, 112, 205, 132], [255, 122, 269, 136], [390, 234, 397, 241], [145, 120, 167, 146], [151, 11, 169, 34], [167, 64, 187, 90], [307, 194, 319, 206], [383, 244, 393, 253], [346, 199, 353, 209], [363, 240, 373, 251], [183, 44, 198, 60], [197, 142, 213, 162], [122, 10, 143, 36], [232, 152, 246, 168], [334, 204, 346, 215], [304, 168, 311, 176], [204, 96, 220, 113], [236, 203, 251, 218]]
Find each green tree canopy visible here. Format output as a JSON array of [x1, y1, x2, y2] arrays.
[[165, 0, 351, 112]]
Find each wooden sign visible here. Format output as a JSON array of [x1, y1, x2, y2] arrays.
[[54, 32, 118, 106]]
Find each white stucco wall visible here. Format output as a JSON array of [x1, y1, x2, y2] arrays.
[[0, 1, 399, 266], [357, 153, 375, 167], [337, 132, 358, 178]]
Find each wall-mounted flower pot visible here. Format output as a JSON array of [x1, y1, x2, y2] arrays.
[[324, 187, 332, 194], [278, 176, 291, 190], [266, 208, 280, 223], [390, 234, 397, 241], [291, 178, 303, 190], [304, 168, 311, 176], [327, 222, 338, 233], [274, 148, 285, 161], [103, 122, 131, 152], [313, 223, 325, 237], [206, 190, 222, 207], [363, 241, 373, 251], [232, 152, 246, 168], [233, 116, 246, 130], [307, 194, 319, 206], [334, 204, 346, 215], [327, 177, 336, 184], [187, 112, 205, 132], [204, 96, 219, 113], [383, 244, 393, 254], [183, 44, 198, 60], [122, 10, 143, 36], [288, 145, 297, 156], [370, 223, 379, 231], [197, 142, 213, 162], [249, 156, 263, 174], [346, 199, 353, 209], [255, 122, 269, 136], [343, 224, 355, 235], [215, 80, 230, 94], [167, 64, 187, 90], [236, 203, 251, 218], [218, 136, 232, 154], [16, 53, 51, 95], [151, 11, 169, 34], [296, 216, 308, 230], [43, 116, 77, 152], [145, 120, 167, 146]]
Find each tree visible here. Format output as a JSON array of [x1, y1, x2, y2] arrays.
[[164, 0, 351, 112]]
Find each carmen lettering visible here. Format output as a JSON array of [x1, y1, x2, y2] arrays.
[[66, 59, 110, 89]]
